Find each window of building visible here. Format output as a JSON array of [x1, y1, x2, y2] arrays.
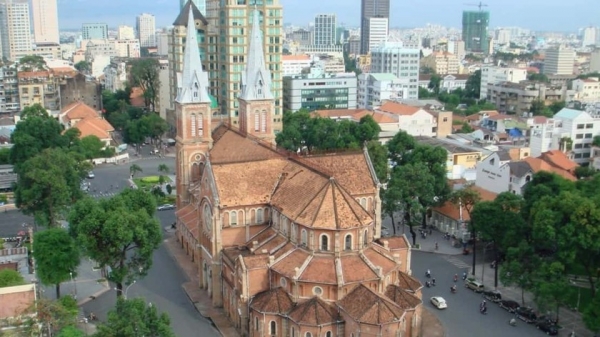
[[344, 234, 352, 250], [280, 277, 287, 288], [291, 327, 295, 337], [325, 332, 332, 337], [363, 230, 368, 248], [230, 211, 237, 226], [255, 317, 259, 330], [320, 234, 329, 251], [301, 229, 308, 246], [312, 286, 323, 296], [254, 111, 260, 131], [197, 114, 203, 136], [577, 124, 585, 129], [585, 133, 593, 139], [305, 333, 312, 337], [190, 114, 196, 137], [576, 134, 584, 139], [586, 123, 594, 129], [256, 208, 263, 223], [270, 321, 276, 335]]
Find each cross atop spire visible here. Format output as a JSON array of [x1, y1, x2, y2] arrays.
[[239, 8, 273, 101], [176, 6, 211, 104]]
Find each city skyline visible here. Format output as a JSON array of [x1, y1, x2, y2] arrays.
[[55, 0, 598, 32]]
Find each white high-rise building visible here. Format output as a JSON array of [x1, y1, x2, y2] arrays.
[[118, 25, 136, 40], [366, 17, 388, 52], [370, 41, 420, 99], [543, 46, 575, 75], [31, 0, 59, 44], [479, 65, 527, 100], [582, 26, 598, 47], [0, 0, 32, 60], [313, 14, 336, 46], [495, 28, 511, 45], [136, 13, 156, 48]]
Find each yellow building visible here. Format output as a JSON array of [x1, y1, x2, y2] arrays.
[[415, 136, 483, 178], [17, 71, 60, 110], [420, 51, 459, 75]]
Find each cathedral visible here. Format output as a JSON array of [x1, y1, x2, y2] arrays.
[[174, 5, 423, 337]]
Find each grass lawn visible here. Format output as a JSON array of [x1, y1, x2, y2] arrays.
[[133, 175, 172, 191], [564, 285, 594, 313]]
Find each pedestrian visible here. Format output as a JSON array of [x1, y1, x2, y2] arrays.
[[435, 242, 438, 250]]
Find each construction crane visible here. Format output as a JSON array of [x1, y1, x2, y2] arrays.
[[464, 1, 488, 11]]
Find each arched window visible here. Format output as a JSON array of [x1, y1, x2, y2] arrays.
[[360, 198, 367, 208], [301, 229, 308, 247], [282, 218, 288, 235], [291, 223, 297, 241], [197, 113, 203, 136], [305, 332, 312, 337], [525, 175, 531, 183], [270, 321, 276, 335], [325, 332, 332, 337], [190, 113, 196, 137], [363, 229, 368, 248], [291, 327, 295, 337], [255, 316, 258, 331], [230, 211, 237, 226], [320, 234, 329, 251], [254, 111, 260, 131], [261, 110, 267, 132], [256, 208, 264, 223], [344, 234, 352, 250]]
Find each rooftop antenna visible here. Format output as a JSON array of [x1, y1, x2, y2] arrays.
[[464, 1, 488, 11]]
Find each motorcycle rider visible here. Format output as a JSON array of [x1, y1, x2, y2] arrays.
[[432, 278, 436, 286], [453, 274, 458, 282], [509, 318, 516, 326], [462, 271, 467, 280], [426, 269, 431, 278], [451, 285, 457, 293]]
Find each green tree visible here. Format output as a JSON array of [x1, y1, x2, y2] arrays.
[[500, 241, 539, 305], [428, 74, 442, 95], [74, 60, 90, 73], [165, 184, 172, 195], [130, 164, 143, 178], [15, 148, 90, 227], [21, 103, 49, 118], [449, 186, 482, 273], [129, 59, 161, 109], [0, 147, 10, 165], [527, 72, 549, 83], [575, 166, 596, 179], [366, 141, 388, 183], [19, 55, 46, 71], [386, 131, 417, 165], [548, 100, 565, 114], [357, 115, 380, 143], [530, 99, 553, 117], [583, 294, 600, 333], [0, 269, 25, 287], [459, 122, 474, 133], [68, 189, 161, 296], [24, 297, 80, 336], [58, 326, 86, 337], [78, 135, 107, 159], [158, 164, 169, 185], [140, 113, 169, 143], [95, 298, 175, 337], [123, 120, 146, 151], [33, 228, 80, 298], [464, 70, 481, 99]]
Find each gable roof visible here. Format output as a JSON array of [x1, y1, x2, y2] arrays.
[[384, 285, 422, 310], [73, 117, 114, 140], [539, 150, 578, 172], [508, 161, 533, 178], [377, 102, 421, 116], [173, 0, 208, 26], [396, 272, 423, 293], [250, 287, 294, 314], [61, 101, 99, 121], [338, 284, 405, 325], [288, 297, 339, 326], [523, 157, 577, 181]]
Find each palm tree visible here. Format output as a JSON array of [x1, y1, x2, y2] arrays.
[[157, 164, 169, 186], [129, 164, 142, 178]]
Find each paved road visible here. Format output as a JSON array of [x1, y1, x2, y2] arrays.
[[413, 251, 558, 337]]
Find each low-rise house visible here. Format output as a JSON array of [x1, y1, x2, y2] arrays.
[[376, 102, 437, 138], [60, 101, 115, 147], [416, 136, 484, 180]]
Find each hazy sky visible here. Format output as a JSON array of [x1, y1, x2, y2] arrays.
[[57, 0, 599, 32]]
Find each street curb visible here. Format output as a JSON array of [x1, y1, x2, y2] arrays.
[[78, 284, 111, 306]]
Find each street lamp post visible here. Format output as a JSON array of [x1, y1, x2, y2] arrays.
[[70, 271, 78, 299], [115, 280, 137, 299]]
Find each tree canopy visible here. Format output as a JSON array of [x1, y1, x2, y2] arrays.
[[129, 58, 161, 110], [95, 298, 175, 337], [68, 189, 161, 295], [0, 269, 26, 287], [34, 228, 80, 298]]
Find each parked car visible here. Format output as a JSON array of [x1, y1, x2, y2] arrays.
[[430, 297, 447, 309], [516, 306, 538, 323], [536, 321, 558, 335], [465, 279, 485, 292], [499, 300, 520, 313], [87, 171, 95, 179], [537, 314, 558, 325], [482, 290, 502, 302], [157, 204, 175, 211]]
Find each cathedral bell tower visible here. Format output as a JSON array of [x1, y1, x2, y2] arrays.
[[238, 8, 276, 144], [175, 7, 213, 208]]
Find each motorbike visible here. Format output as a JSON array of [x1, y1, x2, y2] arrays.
[[480, 307, 487, 315], [462, 272, 467, 280], [453, 275, 458, 282], [509, 318, 517, 326], [425, 281, 431, 288], [451, 286, 457, 294], [425, 271, 431, 278]]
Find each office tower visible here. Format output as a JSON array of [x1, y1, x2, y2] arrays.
[[136, 13, 156, 48], [543, 46, 575, 75], [582, 26, 598, 47], [495, 28, 511, 45], [180, 0, 205, 14], [360, 0, 390, 54], [0, 0, 32, 60], [313, 14, 336, 46], [82, 23, 109, 40], [203, 0, 283, 130], [462, 10, 490, 53], [31, 0, 59, 44], [117, 25, 136, 40], [370, 41, 420, 99], [365, 17, 388, 52]]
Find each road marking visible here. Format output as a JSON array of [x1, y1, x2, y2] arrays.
[[443, 255, 471, 269]]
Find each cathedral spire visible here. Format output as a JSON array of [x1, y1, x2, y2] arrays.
[[239, 8, 273, 100], [176, 6, 211, 104]]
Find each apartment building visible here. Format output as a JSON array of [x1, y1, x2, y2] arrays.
[[377, 102, 437, 138], [282, 55, 312, 76], [82, 23, 109, 40], [137, 13, 156, 48], [313, 14, 336, 46], [344, 35, 361, 55], [282, 67, 357, 112], [113, 40, 141, 58], [288, 28, 312, 46], [360, 0, 390, 54], [103, 60, 127, 93], [364, 17, 389, 53], [591, 49, 600, 73], [357, 73, 410, 109], [447, 40, 466, 61], [572, 77, 600, 103], [31, 0, 59, 44], [17, 71, 60, 110], [416, 136, 484, 179], [487, 81, 567, 115], [543, 46, 575, 75], [370, 41, 420, 99], [421, 52, 460, 75], [0, 0, 32, 61], [0, 66, 19, 113], [117, 25, 136, 40], [479, 65, 527, 99]]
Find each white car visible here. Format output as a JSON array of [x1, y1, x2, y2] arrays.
[[157, 204, 175, 211], [430, 296, 447, 309], [87, 171, 95, 179]]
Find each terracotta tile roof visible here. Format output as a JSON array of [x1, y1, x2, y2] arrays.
[[487, 114, 516, 121], [130, 87, 145, 107], [250, 287, 294, 314], [303, 153, 376, 196], [376, 237, 409, 250], [433, 185, 497, 221], [209, 129, 281, 164], [17, 71, 50, 78], [384, 285, 421, 310], [338, 284, 405, 325], [62, 101, 99, 122], [288, 297, 339, 326], [73, 117, 114, 140], [313, 109, 367, 119], [539, 150, 578, 172], [313, 109, 397, 124], [211, 159, 287, 207], [271, 249, 310, 278], [362, 248, 397, 275], [255, 235, 288, 255], [523, 157, 577, 181], [396, 273, 423, 293], [242, 255, 269, 269], [532, 116, 548, 124], [299, 256, 337, 284], [352, 110, 398, 123], [274, 242, 295, 259], [377, 102, 420, 116], [290, 178, 372, 230], [340, 255, 377, 283], [466, 110, 499, 121]]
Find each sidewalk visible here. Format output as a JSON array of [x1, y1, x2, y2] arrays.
[[381, 216, 464, 255], [421, 308, 445, 337], [164, 236, 240, 337]]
